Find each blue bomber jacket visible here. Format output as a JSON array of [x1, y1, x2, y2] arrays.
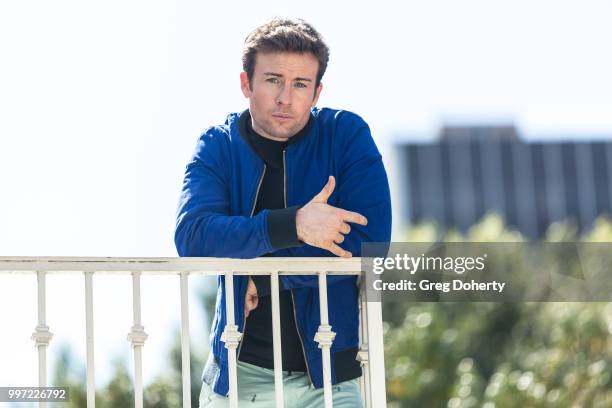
[[174, 107, 392, 396]]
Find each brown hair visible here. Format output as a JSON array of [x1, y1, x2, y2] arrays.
[[242, 18, 330, 88]]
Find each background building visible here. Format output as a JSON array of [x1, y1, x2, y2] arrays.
[[400, 126, 612, 238]]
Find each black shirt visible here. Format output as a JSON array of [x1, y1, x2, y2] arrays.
[[237, 110, 310, 372]]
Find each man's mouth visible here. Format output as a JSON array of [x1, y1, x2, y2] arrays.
[[272, 113, 293, 120]]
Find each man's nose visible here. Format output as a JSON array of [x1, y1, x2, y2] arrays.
[[276, 84, 292, 105]]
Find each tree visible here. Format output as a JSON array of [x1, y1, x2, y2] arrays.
[[384, 214, 612, 407]]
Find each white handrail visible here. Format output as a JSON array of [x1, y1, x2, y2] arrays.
[[0, 257, 385, 408], [0, 257, 362, 273]]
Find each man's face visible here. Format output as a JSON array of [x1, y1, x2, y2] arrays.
[[240, 52, 323, 141]]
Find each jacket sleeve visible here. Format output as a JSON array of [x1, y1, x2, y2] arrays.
[[279, 114, 392, 290], [174, 130, 275, 258]]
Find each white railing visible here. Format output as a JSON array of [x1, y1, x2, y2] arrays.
[[0, 257, 387, 408]]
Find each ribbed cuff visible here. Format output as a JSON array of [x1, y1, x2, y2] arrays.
[[267, 206, 302, 250]]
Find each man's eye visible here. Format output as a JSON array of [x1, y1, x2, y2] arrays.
[[294, 82, 307, 88], [266, 78, 280, 84]]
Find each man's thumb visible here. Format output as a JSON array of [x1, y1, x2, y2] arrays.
[[312, 176, 335, 203]]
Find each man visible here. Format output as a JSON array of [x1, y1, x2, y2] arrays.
[[175, 18, 391, 407]]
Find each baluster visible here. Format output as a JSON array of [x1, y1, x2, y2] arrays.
[[31, 271, 53, 408], [127, 271, 148, 408], [314, 271, 336, 408], [270, 271, 284, 407], [180, 271, 191, 408], [220, 271, 242, 408]]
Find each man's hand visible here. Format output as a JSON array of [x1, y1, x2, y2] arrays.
[[244, 277, 258, 318], [296, 176, 368, 258]]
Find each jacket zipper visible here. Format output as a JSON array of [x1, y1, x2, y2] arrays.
[[249, 164, 267, 217], [237, 155, 313, 385], [284, 148, 314, 385], [237, 164, 267, 361], [283, 150, 287, 207], [290, 290, 314, 384]]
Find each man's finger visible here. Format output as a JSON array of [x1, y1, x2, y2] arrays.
[[339, 209, 368, 226], [334, 233, 345, 244], [328, 242, 352, 258], [312, 176, 335, 203], [340, 222, 351, 235]]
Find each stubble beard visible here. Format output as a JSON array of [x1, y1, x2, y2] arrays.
[[256, 117, 302, 141]]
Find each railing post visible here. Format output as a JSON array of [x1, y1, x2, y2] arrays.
[[314, 271, 336, 408], [31, 271, 53, 408], [84, 271, 96, 408], [127, 271, 148, 408], [220, 271, 242, 408], [358, 292, 371, 407], [179, 271, 191, 408], [270, 271, 284, 407], [365, 300, 386, 407]]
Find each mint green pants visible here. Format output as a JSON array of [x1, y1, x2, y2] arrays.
[[199, 361, 363, 407]]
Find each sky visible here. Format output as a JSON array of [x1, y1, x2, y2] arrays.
[[1, 0, 611, 391]]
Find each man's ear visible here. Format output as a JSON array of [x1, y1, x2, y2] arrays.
[[240, 72, 251, 98], [312, 82, 323, 106]]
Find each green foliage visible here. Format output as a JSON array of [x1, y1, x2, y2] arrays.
[[52, 346, 88, 408], [52, 338, 205, 408], [384, 214, 612, 407], [104, 362, 133, 408]]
